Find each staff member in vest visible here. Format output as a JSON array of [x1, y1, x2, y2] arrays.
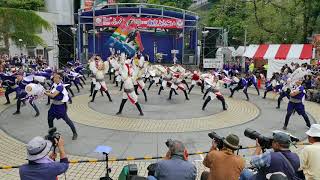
[[44, 73, 78, 140], [240, 132, 300, 180], [283, 79, 311, 130]]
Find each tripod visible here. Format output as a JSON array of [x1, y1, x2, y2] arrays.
[[100, 152, 112, 180]]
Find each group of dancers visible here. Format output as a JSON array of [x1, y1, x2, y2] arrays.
[[0, 62, 86, 140], [0, 50, 313, 140]]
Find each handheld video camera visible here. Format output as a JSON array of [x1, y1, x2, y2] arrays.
[[208, 132, 224, 150], [244, 128, 300, 149], [45, 127, 61, 146]]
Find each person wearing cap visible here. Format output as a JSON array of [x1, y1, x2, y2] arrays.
[[240, 132, 300, 180], [299, 124, 320, 180], [19, 136, 69, 180], [283, 79, 311, 130], [152, 140, 197, 180], [44, 73, 78, 140], [202, 134, 245, 180]]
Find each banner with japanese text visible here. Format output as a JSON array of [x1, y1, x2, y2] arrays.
[[94, 16, 184, 29]]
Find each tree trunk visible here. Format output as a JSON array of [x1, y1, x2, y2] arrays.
[[302, 0, 311, 43], [3, 33, 9, 54]]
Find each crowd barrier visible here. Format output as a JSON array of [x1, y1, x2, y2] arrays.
[[0, 142, 309, 170]]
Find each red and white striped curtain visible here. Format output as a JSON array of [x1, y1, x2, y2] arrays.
[[243, 44, 313, 60]]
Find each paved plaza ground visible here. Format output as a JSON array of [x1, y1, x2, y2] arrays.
[[0, 79, 319, 179]]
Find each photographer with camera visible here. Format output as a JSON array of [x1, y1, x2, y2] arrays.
[[149, 139, 197, 180], [240, 132, 300, 180], [19, 135, 69, 180], [202, 133, 245, 180]]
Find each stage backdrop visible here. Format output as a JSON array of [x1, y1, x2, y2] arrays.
[[88, 31, 183, 63]]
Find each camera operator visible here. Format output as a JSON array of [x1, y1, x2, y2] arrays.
[[202, 134, 245, 180], [19, 136, 69, 180], [240, 132, 300, 180], [299, 124, 320, 180], [149, 140, 197, 180]]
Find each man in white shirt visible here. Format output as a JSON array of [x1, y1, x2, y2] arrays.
[[299, 124, 320, 180]]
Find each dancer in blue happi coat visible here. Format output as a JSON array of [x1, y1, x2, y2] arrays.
[[1, 73, 17, 105], [44, 73, 78, 140], [245, 72, 260, 96], [283, 79, 311, 130], [263, 73, 282, 99], [229, 73, 250, 101], [12, 73, 40, 117], [276, 78, 291, 109]]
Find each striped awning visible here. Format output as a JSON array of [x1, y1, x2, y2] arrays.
[[243, 44, 313, 60]]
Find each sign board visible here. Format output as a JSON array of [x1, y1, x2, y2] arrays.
[[171, 50, 179, 54], [203, 58, 223, 69], [94, 16, 184, 29]]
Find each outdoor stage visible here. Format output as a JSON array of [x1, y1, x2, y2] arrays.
[[76, 3, 199, 65]]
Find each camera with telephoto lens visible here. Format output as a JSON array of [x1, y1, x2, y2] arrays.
[[244, 128, 273, 149], [165, 139, 174, 148], [208, 132, 224, 150], [45, 127, 61, 146]]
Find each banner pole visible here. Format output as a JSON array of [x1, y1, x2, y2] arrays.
[[93, 1, 96, 55]]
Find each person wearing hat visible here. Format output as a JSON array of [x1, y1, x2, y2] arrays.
[[19, 136, 69, 180], [240, 132, 300, 180], [152, 140, 197, 180], [299, 124, 320, 180], [283, 79, 311, 130], [202, 134, 245, 180]]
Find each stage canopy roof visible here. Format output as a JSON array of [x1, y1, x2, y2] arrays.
[[243, 44, 313, 60]]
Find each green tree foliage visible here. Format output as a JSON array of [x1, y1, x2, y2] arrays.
[[0, 0, 45, 10], [208, 0, 320, 45], [0, 0, 50, 53], [148, 0, 193, 10], [116, 0, 139, 3]]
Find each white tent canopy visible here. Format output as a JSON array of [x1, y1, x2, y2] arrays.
[[243, 44, 313, 78]]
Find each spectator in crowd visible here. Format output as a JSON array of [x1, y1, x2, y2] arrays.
[[240, 132, 300, 180], [19, 136, 69, 180], [303, 75, 312, 90], [151, 140, 197, 180], [307, 75, 320, 103], [249, 60, 255, 73], [202, 134, 245, 180], [299, 124, 320, 180]]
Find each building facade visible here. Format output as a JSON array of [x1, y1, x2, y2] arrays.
[[7, 0, 75, 69]]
